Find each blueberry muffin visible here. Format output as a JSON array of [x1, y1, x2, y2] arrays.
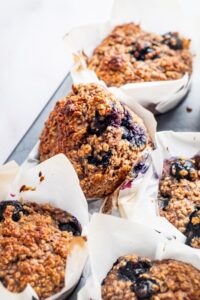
[[39, 83, 152, 199], [87, 23, 192, 87], [102, 254, 200, 299], [0, 200, 84, 299], [159, 156, 200, 248]]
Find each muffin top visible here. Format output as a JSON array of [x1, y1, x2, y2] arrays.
[[159, 156, 200, 248], [0, 200, 82, 299], [102, 254, 200, 299], [39, 83, 152, 199], [87, 23, 192, 87]]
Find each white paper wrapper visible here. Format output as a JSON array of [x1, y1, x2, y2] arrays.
[[0, 154, 88, 300], [78, 213, 200, 299], [118, 131, 200, 242], [64, 0, 196, 114]]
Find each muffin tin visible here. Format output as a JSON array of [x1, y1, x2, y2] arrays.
[[2, 0, 200, 299]]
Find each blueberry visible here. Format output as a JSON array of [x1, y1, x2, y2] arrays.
[[170, 159, 196, 181], [129, 44, 159, 61], [118, 260, 152, 282], [87, 150, 112, 168], [121, 109, 133, 128], [185, 207, 200, 246], [120, 107, 147, 147], [12, 213, 21, 222], [132, 277, 160, 299], [58, 217, 82, 236], [122, 125, 147, 147], [88, 109, 121, 136], [162, 32, 183, 50], [0, 201, 29, 222]]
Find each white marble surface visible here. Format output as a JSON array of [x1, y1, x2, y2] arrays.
[[0, 0, 112, 164]]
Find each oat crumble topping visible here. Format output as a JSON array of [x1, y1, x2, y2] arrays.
[[159, 156, 200, 248], [0, 201, 82, 299], [39, 83, 152, 199], [102, 254, 200, 299], [88, 23, 192, 87]]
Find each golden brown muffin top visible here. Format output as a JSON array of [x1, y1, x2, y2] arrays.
[[159, 156, 200, 248], [0, 200, 82, 299], [102, 254, 200, 299], [39, 83, 152, 199], [88, 23, 192, 87]]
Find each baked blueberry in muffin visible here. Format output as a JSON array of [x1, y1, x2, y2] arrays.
[[0, 200, 85, 299], [102, 254, 200, 299], [87, 23, 192, 87], [39, 83, 152, 199], [159, 156, 200, 248]]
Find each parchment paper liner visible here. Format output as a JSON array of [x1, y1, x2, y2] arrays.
[[118, 131, 200, 242], [78, 213, 200, 299], [0, 154, 89, 300], [64, 0, 195, 114]]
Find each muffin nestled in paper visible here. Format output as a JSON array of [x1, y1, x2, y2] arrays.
[[102, 254, 200, 299], [87, 23, 192, 87], [159, 156, 200, 248], [39, 83, 152, 199], [0, 200, 86, 300]]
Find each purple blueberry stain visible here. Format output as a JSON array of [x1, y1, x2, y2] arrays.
[[121, 180, 132, 190], [133, 161, 148, 177], [121, 108, 147, 148]]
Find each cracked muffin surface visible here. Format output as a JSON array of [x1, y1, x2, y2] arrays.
[[102, 254, 200, 299], [39, 83, 152, 199], [87, 23, 192, 87], [0, 200, 82, 300], [159, 156, 200, 248]]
